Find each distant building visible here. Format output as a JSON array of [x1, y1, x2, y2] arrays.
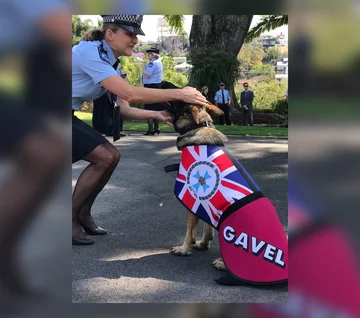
[[275, 57, 288, 79], [173, 57, 187, 65], [258, 35, 277, 48], [275, 32, 288, 46], [175, 61, 193, 74]]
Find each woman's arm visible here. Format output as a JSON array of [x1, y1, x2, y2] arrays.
[[117, 98, 172, 124], [100, 75, 206, 105]]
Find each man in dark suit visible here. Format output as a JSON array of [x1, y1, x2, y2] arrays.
[[240, 82, 254, 126]]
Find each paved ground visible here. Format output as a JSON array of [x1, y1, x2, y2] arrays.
[[72, 133, 288, 303]]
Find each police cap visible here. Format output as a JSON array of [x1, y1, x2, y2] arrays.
[[101, 15, 145, 36], [145, 47, 160, 54]]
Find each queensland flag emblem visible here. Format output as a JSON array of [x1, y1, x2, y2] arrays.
[[174, 145, 288, 285], [175, 145, 259, 228]]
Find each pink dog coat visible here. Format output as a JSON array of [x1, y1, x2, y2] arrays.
[[174, 145, 288, 284]]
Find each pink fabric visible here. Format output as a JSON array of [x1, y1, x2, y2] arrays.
[[218, 197, 288, 283], [250, 226, 360, 317]]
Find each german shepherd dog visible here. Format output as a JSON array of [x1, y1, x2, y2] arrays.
[[161, 81, 228, 270]]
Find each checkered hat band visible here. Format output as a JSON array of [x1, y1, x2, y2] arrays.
[[132, 27, 144, 34], [103, 15, 142, 27]]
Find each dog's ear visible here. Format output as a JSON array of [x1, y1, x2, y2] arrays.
[[189, 105, 200, 124], [204, 102, 224, 117], [162, 101, 176, 114]]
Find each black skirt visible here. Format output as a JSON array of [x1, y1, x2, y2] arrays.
[[143, 83, 165, 111], [72, 113, 108, 163]]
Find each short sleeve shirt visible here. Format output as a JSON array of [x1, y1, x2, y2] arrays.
[[214, 89, 230, 104], [72, 40, 120, 110], [142, 57, 163, 84]]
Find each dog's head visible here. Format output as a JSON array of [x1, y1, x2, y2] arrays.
[[160, 81, 224, 135]]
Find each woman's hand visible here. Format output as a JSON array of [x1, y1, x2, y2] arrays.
[[154, 110, 173, 127], [180, 87, 207, 105]]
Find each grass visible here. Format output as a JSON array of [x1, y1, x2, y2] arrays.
[[74, 111, 288, 137]]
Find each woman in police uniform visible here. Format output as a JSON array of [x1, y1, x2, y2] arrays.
[[72, 14, 206, 245], [142, 47, 164, 135]]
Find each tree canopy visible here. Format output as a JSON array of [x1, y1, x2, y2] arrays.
[[245, 15, 288, 43]]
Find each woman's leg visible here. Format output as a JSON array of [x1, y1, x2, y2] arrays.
[[154, 119, 159, 132], [72, 142, 120, 240], [78, 142, 120, 230], [146, 119, 154, 133]]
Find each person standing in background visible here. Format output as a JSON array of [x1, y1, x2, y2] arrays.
[[142, 47, 164, 135], [240, 82, 254, 126], [201, 86, 210, 102], [214, 82, 231, 125]]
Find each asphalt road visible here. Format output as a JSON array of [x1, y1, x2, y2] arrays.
[[72, 133, 288, 303]]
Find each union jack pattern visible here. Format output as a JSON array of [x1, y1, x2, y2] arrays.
[[175, 145, 260, 228]]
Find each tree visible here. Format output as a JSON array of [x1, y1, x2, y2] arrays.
[[237, 44, 265, 72], [165, 15, 253, 123], [72, 15, 94, 46], [133, 43, 152, 53], [264, 46, 281, 64], [163, 15, 185, 34], [245, 15, 288, 43], [119, 56, 143, 87], [161, 56, 189, 87]]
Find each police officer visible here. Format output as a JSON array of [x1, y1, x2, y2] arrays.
[[72, 15, 206, 245], [142, 47, 164, 135], [214, 82, 232, 125]]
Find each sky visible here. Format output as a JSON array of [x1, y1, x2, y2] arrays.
[[79, 15, 288, 42]]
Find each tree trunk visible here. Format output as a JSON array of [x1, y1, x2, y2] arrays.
[[188, 15, 253, 124]]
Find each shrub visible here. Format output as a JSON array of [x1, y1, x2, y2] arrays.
[[81, 101, 93, 113], [273, 99, 288, 115], [253, 79, 287, 112], [248, 64, 275, 78]]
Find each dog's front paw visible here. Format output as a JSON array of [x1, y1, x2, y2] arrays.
[[171, 245, 192, 256], [212, 258, 227, 271], [193, 240, 211, 250]]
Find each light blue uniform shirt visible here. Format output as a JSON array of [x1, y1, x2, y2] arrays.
[[142, 57, 163, 84], [214, 89, 231, 104], [72, 40, 120, 111]]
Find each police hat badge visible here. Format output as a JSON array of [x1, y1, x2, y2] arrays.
[[101, 15, 145, 36]]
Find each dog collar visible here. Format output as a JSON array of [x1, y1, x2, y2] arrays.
[[178, 121, 215, 136]]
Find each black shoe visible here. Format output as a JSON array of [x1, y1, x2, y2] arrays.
[[143, 131, 155, 135], [154, 129, 160, 135], [80, 223, 107, 235], [72, 237, 94, 245]]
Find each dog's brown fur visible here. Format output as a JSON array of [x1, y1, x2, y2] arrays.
[[164, 100, 228, 271]]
